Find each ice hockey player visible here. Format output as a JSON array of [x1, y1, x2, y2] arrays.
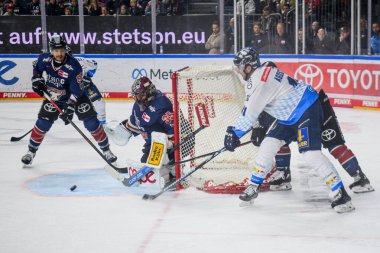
[[105, 76, 176, 186], [21, 35, 117, 165], [75, 57, 107, 125], [224, 47, 354, 213], [252, 90, 374, 193]]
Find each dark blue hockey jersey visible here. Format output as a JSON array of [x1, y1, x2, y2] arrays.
[[33, 52, 84, 103], [127, 91, 174, 145]]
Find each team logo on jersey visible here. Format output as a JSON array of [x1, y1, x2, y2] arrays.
[[77, 103, 91, 113], [44, 103, 57, 112], [148, 106, 156, 112], [321, 129, 336, 141], [142, 112, 150, 122], [261, 67, 272, 82], [64, 64, 74, 71], [297, 127, 309, 148], [58, 70, 68, 78], [161, 111, 173, 125]]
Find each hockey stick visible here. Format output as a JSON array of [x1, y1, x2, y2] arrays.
[[10, 129, 32, 142], [42, 91, 131, 173], [142, 129, 252, 200]]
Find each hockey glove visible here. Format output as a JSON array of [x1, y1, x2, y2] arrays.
[[140, 143, 150, 163], [60, 99, 76, 125], [31, 76, 46, 97], [251, 125, 266, 147], [224, 126, 241, 151], [82, 76, 92, 89]]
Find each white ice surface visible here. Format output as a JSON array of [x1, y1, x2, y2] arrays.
[[1, 101, 380, 253]]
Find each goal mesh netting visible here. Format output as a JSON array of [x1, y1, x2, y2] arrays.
[[171, 65, 260, 194]]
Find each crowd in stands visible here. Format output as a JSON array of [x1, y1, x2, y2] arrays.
[[0, 0, 182, 16], [1, 0, 379, 54]]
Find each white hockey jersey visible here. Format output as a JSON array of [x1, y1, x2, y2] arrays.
[[76, 57, 98, 77], [234, 62, 319, 135]]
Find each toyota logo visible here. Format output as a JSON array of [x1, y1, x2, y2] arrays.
[[294, 64, 323, 89], [44, 103, 57, 113], [132, 68, 148, 79], [321, 129, 336, 142], [77, 103, 91, 113]]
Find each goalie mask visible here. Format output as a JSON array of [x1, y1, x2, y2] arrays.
[[131, 76, 157, 108], [233, 47, 261, 79]]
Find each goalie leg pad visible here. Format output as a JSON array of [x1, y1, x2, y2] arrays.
[[329, 144, 360, 177], [104, 120, 133, 146], [147, 132, 169, 169]]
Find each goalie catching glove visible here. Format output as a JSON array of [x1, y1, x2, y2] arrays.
[[104, 120, 133, 146]]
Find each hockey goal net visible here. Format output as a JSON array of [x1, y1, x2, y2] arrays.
[[171, 65, 260, 194]]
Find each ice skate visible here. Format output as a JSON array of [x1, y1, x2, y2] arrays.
[[239, 183, 259, 207], [161, 173, 177, 191], [268, 169, 292, 191], [330, 187, 355, 213], [21, 149, 36, 165], [103, 149, 117, 163], [349, 171, 374, 193]]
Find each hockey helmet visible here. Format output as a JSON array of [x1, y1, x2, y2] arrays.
[[131, 76, 157, 104], [233, 47, 261, 72], [49, 34, 67, 52]]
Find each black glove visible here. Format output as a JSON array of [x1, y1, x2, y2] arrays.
[[82, 76, 92, 89], [31, 76, 46, 97], [251, 125, 266, 147], [140, 144, 150, 163], [59, 100, 76, 125], [224, 126, 241, 151]]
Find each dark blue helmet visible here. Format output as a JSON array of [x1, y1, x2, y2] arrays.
[[233, 47, 261, 71]]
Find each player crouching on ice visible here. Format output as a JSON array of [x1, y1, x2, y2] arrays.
[[224, 47, 354, 213], [105, 76, 176, 188], [21, 35, 117, 165]]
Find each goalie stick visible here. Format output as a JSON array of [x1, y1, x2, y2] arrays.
[[142, 129, 252, 200], [42, 91, 131, 173], [10, 129, 32, 142], [105, 102, 211, 186]]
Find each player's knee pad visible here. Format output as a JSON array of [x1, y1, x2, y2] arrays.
[[275, 145, 291, 170], [250, 137, 285, 184], [302, 150, 342, 191], [92, 99, 106, 124]]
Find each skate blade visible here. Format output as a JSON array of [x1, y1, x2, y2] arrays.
[[270, 183, 292, 191], [239, 200, 255, 207], [352, 184, 375, 193], [334, 201, 355, 213]]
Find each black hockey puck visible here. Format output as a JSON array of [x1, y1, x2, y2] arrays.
[[142, 194, 150, 200], [70, 185, 77, 191]]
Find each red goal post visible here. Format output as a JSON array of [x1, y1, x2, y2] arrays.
[[171, 65, 260, 194]]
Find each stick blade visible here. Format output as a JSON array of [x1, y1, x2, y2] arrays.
[[10, 137, 18, 142], [142, 194, 156, 200]]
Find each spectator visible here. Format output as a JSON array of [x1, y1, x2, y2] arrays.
[[87, 0, 101, 16], [5, 0, 23, 15], [106, 0, 118, 15], [259, 6, 276, 36], [371, 22, 380, 55], [118, 3, 128, 15], [63, 6, 72, 15], [69, 0, 79, 15], [100, 6, 110, 16], [166, 0, 178, 16], [27, 0, 41, 15], [359, 17, 368, 54], [272, 22, 293, 54], [335, 26, 351, 54], [312, 27, 334, 54], [249, 22, 269, 53], [145, 0, 166, 16], [129, 0, 143, 16], [46, 0, 63, 16], [297, 29, 311, 54], [205, 21, 221, 54], [225, 17, 235, 54], [3, 3, 15, 15], [237, 0, 255, 15]]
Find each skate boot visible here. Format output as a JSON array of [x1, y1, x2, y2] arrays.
[[330, 186, 355, 213], [103, 148, 117, 163], [162, 173, 177, 190], [268, 168, 292, 191], [349, 171, 374, 193], [239, 183, 260, 206], [21, 147, 37, 165]]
